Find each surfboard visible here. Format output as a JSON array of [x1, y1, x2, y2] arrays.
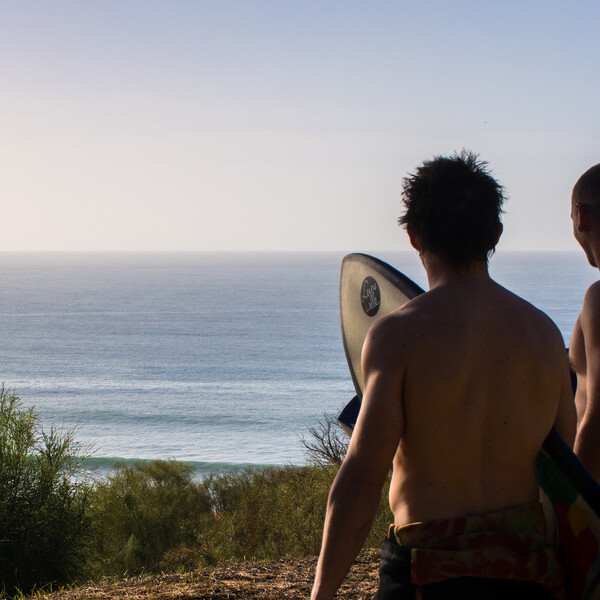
[[338, 252, 600, 600]]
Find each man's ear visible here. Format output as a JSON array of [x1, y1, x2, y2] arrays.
[[493, 222, 503, 246], [576, 202, 591, 232], [407, 228, 421, 252]]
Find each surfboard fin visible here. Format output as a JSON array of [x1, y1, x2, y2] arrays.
[[338, 394, 361, 437]]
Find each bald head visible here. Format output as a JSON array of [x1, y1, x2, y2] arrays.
[[572, 163, 600, 268], [573, 163, 600, 207]]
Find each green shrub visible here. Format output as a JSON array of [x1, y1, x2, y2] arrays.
[[197, 464, 392, 564], [196, 465, 336, 562], [91, 459, 212, 576], [0, 387, 93, 597], [0, 387, 399, 593], [90, 457, 393, 577]]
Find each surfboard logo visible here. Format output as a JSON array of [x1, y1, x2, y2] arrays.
[[360, 276, 380, 316]]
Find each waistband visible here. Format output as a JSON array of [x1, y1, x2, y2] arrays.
[[386, 502, 564, 600]]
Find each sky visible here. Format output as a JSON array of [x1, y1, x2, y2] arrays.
[[1, 1, 599, 252]]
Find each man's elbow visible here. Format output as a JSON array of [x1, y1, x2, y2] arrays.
[[560, 417, 577, 448], [574, 417, 600, 480], [328, 461, 386, 512], [556, 398, 577, 448]]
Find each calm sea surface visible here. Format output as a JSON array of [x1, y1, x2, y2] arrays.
[[0, 251, 596, 477]]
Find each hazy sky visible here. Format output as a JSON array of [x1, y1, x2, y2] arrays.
[[1, 1, 598, 252]]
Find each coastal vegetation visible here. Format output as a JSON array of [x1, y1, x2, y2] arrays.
[[0, 392, 391, 599], [0, 388, 94, 598]]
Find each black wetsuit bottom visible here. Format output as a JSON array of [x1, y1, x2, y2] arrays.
[[374, 537, 557, 600]]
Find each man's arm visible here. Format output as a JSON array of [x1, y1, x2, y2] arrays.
[[310, 318, 405, 600], [575, 283, 600, 478], [554, 352, 577, 448]]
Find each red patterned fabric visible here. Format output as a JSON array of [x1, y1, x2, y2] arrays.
[[389, 502, 565, 600]]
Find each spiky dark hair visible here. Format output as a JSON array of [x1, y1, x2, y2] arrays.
[[399, 150, 505, 266]]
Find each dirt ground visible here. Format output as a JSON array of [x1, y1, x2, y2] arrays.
[[28, 551, 380, 600]]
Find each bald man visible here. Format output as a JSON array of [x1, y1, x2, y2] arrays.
[[570, 163, 600, 480]]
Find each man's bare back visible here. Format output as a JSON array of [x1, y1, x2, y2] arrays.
[[363, 268, 575, 526]]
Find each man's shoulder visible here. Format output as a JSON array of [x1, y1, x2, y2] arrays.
[[583, 280, 600, 305], [368, 300, 419, 339], [374, 294, 427, 331], [497, 283, 560, 330], [580, 280, 600, 330], [363, 298, 422, 360]]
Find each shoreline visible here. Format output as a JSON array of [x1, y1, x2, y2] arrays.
[[81, 456, 285, 480]]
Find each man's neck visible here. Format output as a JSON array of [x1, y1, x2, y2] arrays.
[[421, 254, 492, 290]]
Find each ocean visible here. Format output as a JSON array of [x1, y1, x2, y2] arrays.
[[0, 251, 596, 478]]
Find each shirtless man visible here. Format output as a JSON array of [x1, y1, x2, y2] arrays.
[[569, 163, 600, 479], [311, 151, 575, 600]]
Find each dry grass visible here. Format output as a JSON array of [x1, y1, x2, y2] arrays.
[[26, 551, 379, 600]]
